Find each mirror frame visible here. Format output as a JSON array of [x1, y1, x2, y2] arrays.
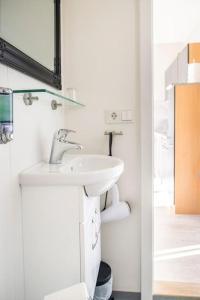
[[0, 0, 61, 90]]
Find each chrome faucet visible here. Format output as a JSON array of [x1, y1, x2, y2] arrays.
[[49, 129, 83, 164]]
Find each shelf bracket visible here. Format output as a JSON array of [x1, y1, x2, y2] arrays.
[[23, 93, 39, 106], [51, 100, 62, 110]]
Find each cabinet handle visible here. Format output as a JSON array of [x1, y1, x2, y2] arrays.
[[92, 231, 99, 250], [91, 220, 101, 250]]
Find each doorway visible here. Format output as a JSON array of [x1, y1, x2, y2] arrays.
[[153, 0, 200, 297]]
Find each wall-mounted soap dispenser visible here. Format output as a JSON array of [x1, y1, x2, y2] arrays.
[[0, 87, 13, 144]]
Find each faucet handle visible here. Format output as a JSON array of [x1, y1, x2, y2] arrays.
[[58, 129, 76, 135], [57, 129, 76, 142]]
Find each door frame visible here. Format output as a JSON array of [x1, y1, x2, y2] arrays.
[[139, 0, 153, 299]]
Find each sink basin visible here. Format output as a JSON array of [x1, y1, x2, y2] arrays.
[[19, 155, 124, 197]]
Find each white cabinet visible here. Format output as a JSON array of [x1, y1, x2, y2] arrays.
[[177, 46, 188, 83], [165, 58, 178, 89], [21, 185, 101, 300], [165, 45, 188, 91], [166, 86, 175, 146]]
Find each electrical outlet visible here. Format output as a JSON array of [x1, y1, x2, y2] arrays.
[[105, 110, 121, 124], [105, 110, 134, 124]]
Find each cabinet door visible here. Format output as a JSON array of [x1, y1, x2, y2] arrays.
[[22, 186, 80, 300], [80, 198, 101, 298], [175, 84, 200, 214]]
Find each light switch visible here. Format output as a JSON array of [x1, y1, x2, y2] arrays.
[[121, 111, 127, 121], [121, 110, 133, 122], [127, 110, 133, 121]]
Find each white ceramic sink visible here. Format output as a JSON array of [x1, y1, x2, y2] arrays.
[[19, 155, 124, 197]]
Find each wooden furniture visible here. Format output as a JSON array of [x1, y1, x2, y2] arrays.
[[175, 84, 200, 214], [165, 43, 200, 99], [165, 44, 200, 214], [188, 43, 200, 63]]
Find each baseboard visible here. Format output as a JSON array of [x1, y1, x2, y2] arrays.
[[112, 291, 141, 300]]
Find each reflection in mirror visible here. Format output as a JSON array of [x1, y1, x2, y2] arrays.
[[0, 0, 55, 70]]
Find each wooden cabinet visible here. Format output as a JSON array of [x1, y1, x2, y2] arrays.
[[175, 84, 200, 214], [165, 43, 200, 95], [165, 44, 200, 213], [21, 185, 101, 300], [188, 43, 200, 63]]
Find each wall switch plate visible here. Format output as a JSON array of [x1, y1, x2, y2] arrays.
[[105, 110, 134, 124], [105, 110, 121, 123]]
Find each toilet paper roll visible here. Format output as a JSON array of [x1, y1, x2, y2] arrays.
[[101, 201, 131, 223], [188, 63, 200, 83]]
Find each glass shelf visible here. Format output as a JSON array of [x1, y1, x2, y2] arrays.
[[13, 89, 85, 107]]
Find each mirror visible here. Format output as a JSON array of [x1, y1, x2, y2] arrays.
[[0, 0, 61, 89]]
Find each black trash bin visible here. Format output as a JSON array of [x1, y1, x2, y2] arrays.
[[94, 261, 114, 300]]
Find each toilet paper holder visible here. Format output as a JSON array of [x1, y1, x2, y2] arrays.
[[104, 131, 123, 136]]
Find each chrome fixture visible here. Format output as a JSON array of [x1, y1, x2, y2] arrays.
[[23, 93, 39, 105], [49, 129, 83, 164], [51, 100, 62, 110]]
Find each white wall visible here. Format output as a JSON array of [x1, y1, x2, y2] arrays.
[[63, 0, 140, 292], [154, 0, 200, 44], [0, 66, 67, 300], [153, 43, 184, 102]]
